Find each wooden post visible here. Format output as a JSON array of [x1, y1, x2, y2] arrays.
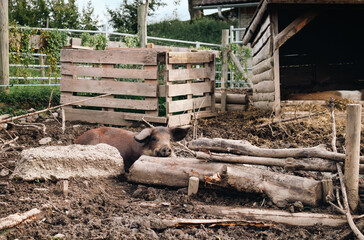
[[221, 29, 229, 112], [0, 0, 9, 92], [344, 104, 361, 211], [138, 4, 148, 48], [271, 11, 281, 114], [39, 55, 46, 78]]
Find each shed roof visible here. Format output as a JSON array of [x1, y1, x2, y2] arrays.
[[194, 0, 258, 6], [242, 0, 364, 45]]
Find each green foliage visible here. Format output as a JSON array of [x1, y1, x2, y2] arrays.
[[80, 33, 108, 50], [8, 0, 99, 30], [228, 43, 252, 82], [107, 0, 166, 34], [148, 18, 230, 45], [124, 36, 140, 48], [0, 87, 60, 115], [40, 30, 68, 73]]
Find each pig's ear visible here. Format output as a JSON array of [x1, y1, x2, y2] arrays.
[[170, 126, 190, 141], [134, 128, 153, 143]]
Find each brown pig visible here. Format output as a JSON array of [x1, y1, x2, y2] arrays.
[[74, 126, 190, 171]]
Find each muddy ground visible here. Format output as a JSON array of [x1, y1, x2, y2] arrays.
[[0, 103, 363, 239]]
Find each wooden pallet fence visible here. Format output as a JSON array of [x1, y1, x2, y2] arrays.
[[165, 52, 217, 126], [60, 48, 167, 126]]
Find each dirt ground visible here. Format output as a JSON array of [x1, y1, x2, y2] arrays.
[[0, 102, 363, 239]]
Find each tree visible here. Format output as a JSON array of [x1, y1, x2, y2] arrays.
[[79, 0, 100, 30], [188, 0, 203, 21], [48, 0, 80, 29], [107, 0, 165, 34]]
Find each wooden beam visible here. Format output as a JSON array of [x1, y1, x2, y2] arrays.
[[273, 9, 320, 51], [0, 0, 9, 92]]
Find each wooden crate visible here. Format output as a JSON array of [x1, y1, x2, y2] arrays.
[[60, 48, 217, 127], [164, 52, 217, 126]]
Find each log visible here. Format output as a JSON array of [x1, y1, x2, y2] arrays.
[[188, 138, 363, 163], [215, 93, 247, 104], [127, 156, 323, 206], [252, 57, 273, 75], [0, 206, 47, 230], [252, 39, 272, 66], [251, 69, 273, 84], [253, 80, 274, 93], [195, 151, 340, 173], [198, 204, 348, 227], [253, 101, 274, 110], [252, 92, 275, 102]]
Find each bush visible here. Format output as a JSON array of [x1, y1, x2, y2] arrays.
[[148, 18, 231, 46]]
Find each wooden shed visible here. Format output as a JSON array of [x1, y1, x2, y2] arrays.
[[242, 0, 364, 112]]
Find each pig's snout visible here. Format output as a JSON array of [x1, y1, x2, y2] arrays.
[[157, 146, 172, 157]]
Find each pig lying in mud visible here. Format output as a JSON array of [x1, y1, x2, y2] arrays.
[[75, 126, 190, 171]]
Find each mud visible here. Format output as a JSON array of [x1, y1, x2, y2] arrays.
[[0, 104, 363, 239]]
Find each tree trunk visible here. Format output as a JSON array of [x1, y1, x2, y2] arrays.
[[127, 156, 323, 206], [188, 138, 364, 163], [188, 0, 203, 20]]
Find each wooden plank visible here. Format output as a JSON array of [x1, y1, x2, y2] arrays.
[[64, 108, 132, 126], [60, 49, 158, 65], [273, 9, 320, 51], [252, 68, 274, 84], [253, 92, 275, 102], [229, 52, 247, 78], [167, 82, 211, 97], [60, 94, 158, 110], [252, 25, 272, 57], [252, 16, 271, 47], [168, 68, 210, 81], [168, 113, 191, 127], [252, 57, 273, 75], [61, 64, 158, 80], [168, 96, 211, 113], [252, 39, 272, 66], [253, 80, 275, 93], [168, 52, 213, 64], [123, 113, 167, 124], [193, 110, 217, 119], [61, 78, 158, 97]]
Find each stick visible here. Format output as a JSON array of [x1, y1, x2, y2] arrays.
[[256, 111, 327, 128], [61, 108, 65, 134], [329, 98, 337, 152], [337, 163, 364, 240], [142, 117, 154, 128], [0, 93, 112, 124]]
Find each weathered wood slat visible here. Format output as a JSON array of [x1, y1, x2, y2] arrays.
[[252, 26, 272, 57], [252, 15, 271, 47], [123, 113, 167, 123], [242, 0, 268, 45], [253, 80, 275, 93], [167, 96, 211, 113], [253, 92, 275, 102], [168, 68, 210, 81], [168, 113, 191, 127], [60, 94, 158, 110], [167, 82, 212, 97], [252, 69, 274, 84], [61, 78, 158, 97], [168, 52, 214, 64], [252, 57, 273, 75], [252, 39, 272, 66], [253, 101, 275, 110], [193, 110, 217, 119], [61, 64, 158, 80], [60, 49, 158, 65], [64, 108, 132, 126]]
